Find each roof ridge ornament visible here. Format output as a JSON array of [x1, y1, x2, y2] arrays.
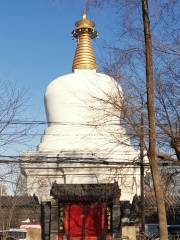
[[72, 13, 98, 71]]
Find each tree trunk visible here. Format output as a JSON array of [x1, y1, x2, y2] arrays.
[[171, 137, 180, 161], [141, 0, 168, 239]]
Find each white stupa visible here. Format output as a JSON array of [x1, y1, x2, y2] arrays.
[[21, 13, 140, 202]]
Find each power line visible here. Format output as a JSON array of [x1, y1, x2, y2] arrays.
[[0, 120, 122, 126], [0, 157, 179, 167], [0, 160, 149, 168], [0, 132, 166, 137], [0, 154, 146, 165], [0, 120, 173, 128]]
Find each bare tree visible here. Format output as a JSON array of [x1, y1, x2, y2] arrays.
[[0, 81, 32, 151], [155, 76, 180, 160], [0, 81, 36, 239], [88, 0, 180, 160], [141, 0, 168, 238], [0, 80, 34, 190]]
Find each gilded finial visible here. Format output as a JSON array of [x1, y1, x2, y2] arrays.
[[82, 11, 87, 19], [72, 13, 98, 71]]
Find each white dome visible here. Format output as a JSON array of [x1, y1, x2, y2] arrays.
[[37, 69, 128, 156], [45, 70, 116, 124]]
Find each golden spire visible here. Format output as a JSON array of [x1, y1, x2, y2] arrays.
[[72, 12, 98, 71]]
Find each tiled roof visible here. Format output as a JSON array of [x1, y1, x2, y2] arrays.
[[132, 194, 180, 210], [50, 182, 121, 202], [144, 195, 180, 208]]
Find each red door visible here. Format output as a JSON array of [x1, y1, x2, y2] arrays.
[[64, 204, 106, 240]]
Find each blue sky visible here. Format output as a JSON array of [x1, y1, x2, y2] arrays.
[[0, 0, 116, 153]]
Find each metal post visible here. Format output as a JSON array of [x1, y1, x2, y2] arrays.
[[140, 112, 145, 232]]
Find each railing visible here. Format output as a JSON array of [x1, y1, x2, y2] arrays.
[[168, 232, 180, 240], [136, 232, 159, 239], [137, 232, 180, 240]]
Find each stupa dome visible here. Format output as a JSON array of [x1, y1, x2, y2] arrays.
[[38, 69, 120, 152]]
